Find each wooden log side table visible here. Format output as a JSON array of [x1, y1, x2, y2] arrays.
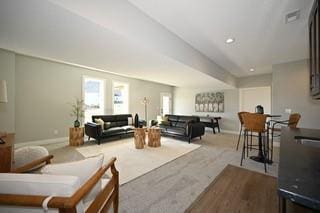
[[0, 133, 14, 172], [134, 128, 146, 149], [148, 128, 161, 147], [69, 127, 84, 146]]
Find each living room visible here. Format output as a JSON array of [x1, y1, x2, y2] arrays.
[[0, 0, 320, 212]]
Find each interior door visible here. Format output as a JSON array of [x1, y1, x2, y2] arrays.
[[160, 93, 172, 116], [239, 87, 271, 114]]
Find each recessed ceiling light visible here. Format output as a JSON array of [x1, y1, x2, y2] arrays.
[[225, 38, 235, 44], [249, 68, 255, 72]]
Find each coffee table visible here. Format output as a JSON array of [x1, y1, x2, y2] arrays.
[[134, 128, 146, 149], [148, 127, 161, 147]]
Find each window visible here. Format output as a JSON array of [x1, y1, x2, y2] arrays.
[[113, 81, 129, 114], [83, 77, 105, 123], [160, 93, 172, 116]]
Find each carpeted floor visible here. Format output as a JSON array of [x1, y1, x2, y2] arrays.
[[44, 132, 279, 213], [119, 132, 279, 213]]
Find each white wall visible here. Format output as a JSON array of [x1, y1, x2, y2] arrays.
[[272, 59, 320, 129], [173, 87, 239, 132], [0, 49, 173, 143]]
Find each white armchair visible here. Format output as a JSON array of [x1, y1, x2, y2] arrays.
[[0, 155, 119, 213]]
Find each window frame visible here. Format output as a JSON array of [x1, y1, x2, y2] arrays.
[[112, 80, 130, 115]]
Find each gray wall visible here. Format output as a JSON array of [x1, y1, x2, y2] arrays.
[[272, 59, 320, 129], [0, 49, 15, 133], [237, 73, 272, 88], [173, 87, 239, 132], [0, 49, 173, 143], [172, 74, 273, 132]]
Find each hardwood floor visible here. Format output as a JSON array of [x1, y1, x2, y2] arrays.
[[186, 164, 278, 213]]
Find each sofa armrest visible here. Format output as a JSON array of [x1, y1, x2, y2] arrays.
[[85, 123, 102, 139], [188, 122, 205, 138]]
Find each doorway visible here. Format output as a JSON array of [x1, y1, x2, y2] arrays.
[[239, 87, 271, 114], [160, 93, 172, 116]]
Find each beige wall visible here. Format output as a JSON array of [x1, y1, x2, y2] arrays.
[[237, 73, 272, 88], [1, 49, 173, 143], [272, 59, 320, 129], [0, 49, 15, 133], [173, 87, 239, 132]]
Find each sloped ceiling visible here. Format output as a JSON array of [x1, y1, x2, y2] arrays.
[[0, 0, 236, 89]]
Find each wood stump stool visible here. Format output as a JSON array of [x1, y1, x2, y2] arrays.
[[69, 127, 84, 146], [134, 128, 146, 149], [148, 128, 161, 147]]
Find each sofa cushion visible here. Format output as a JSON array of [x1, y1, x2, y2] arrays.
[[175, 122, 186, 128], [116, 121, 127, 127], [41, 154, 104, 203], [122, 125, 134, 132], [102, 127, 125, 136], [165, 127, 186, 136], [0, 173, 83, 213]]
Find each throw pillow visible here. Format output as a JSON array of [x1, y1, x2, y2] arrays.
[[104, 122, 111, 130], [94, 118, 104, 131], [40, 154, 104, 203], [128, 117, 133, 125], [162, 116, 169, 122], [161, 120, 171, 126]]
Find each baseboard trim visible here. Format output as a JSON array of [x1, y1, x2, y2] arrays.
[[15, 137, 68, 148], [220, 130, 238, 135]]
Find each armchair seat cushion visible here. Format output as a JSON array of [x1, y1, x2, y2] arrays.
[[0, 173, 83, 213], [41, 154, 104, 203]]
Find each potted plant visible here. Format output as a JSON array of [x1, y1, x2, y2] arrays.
[[70, 99, 85, 128]]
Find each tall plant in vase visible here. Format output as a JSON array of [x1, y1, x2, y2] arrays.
[[70, 99, 85, 128]]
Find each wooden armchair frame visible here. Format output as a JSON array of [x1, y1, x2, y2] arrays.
[[0, 157, 119, 213]]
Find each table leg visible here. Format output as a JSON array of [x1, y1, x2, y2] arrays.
[[250, 133, 273, 164]]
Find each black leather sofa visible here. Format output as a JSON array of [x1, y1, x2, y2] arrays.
[[85, 114, 134, 145], [159, 114, 205, 143]]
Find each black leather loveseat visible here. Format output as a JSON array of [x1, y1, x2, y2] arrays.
[[159, 114, 205, 143], [85, 114, 134, 145]]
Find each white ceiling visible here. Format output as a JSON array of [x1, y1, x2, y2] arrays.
[[0, 0, 313, 88], [128, 0, 313, 77]]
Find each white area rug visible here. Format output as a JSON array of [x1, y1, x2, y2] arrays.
[[75, 137, 201, 185]]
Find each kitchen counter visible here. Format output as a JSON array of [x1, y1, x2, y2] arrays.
[[278, 127, 320, 210]]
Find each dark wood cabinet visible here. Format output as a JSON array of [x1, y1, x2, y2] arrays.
[[309, 0, 320, 99], [0, 134, 14, 172]]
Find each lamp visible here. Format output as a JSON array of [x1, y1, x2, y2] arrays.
[[141, 97, 150, 126], [0, 80, 8, 144]]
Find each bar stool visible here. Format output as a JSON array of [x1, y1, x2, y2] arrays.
[[240, 113, 268, 172], [269, 113, 301, 161], [236, 112, 248, 150]]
